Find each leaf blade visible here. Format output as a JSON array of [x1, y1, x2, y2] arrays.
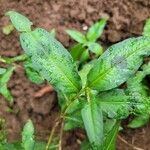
[[81, 100, 103, 147], [22, 119, 35, 150], [87, 36, 150, 91], [6, 11, 32, 32], [87, 18, 107, 42], [66, 30, 86, 43], [20, 28, 82, 95]]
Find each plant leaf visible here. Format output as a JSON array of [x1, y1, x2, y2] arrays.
[[6, 11, 32, 32], [66, 30, 86, 43], [87, 42, 103, 56], [143, 19, 150, 36], [87, 18, 107, 42], [0, 68, 6, 74], [22, 119, 35, 150], [96, 89, 130, 119], [80, 49, 89, 62], [87, 36, 150, 91], [24, 59, 44, 84], [128, 114, 149, 128], [102, 121, 120, 150], [70, 43, 85, 61], [126, 62, 150, 115], [64, 99, 85, 130], [20, 28, 82, 95], [81, 99, 103, 147], [0, 67, 15, 102]]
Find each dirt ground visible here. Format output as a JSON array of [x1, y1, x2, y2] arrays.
[[0, 0, 150, 149]]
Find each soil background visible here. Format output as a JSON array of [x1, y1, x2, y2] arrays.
[[0, 0, 150, 149]]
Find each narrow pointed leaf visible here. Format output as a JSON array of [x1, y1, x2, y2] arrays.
[[87, 18, 107, 42], [87, 36, 150, 91], [66, 30, 86, 43], [81, 100, 103, 147], [6, 11, 32, 32], [128, 114, 149, 128], [20, 28, 81, 95]]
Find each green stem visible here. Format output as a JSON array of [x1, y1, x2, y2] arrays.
[[85, 87, 91, 103], [0, 54, 27, 64]]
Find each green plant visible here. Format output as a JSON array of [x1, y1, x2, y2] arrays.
[[0, 119, 58, 150], [2, 11, 150, 150], [66, 18, 107, 63]]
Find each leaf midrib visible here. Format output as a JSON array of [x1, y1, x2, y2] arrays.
[[88, 40, 150, 88], [29, 32, 80, 92]]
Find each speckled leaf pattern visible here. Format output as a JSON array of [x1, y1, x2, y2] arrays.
[[87, 36, 150, 91], [6, 11, 33, 32], [96, 89, 130, 119], [20, 28, 81, 95]]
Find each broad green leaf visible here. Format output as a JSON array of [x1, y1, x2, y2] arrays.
[[87, 42, 103, 56], [24, 59, 44, 84], [87, 36, 150, 91], [96, 89, 130, 119], [20, 28, 81, 95], [6, 11, 32, 32], [2, 24, 14, 35], [128, 114, 149, 128], [22, 119, 35, 150], [81, 99, 103, 147], [70, 43, 85, 61], [87, 18, 107, 42], [66, 29, 86, 43], [102, 121, 120, 150], [0, 67, 15, 102], [143, 19, 150, 36]]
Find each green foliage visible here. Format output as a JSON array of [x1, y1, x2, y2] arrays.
[[102, 121, 120, 150], [87, 18, 107, 42], [87, 37, 150, 91], [4, 10, 150, 149], [22, 119, 35, 150], [126, 62, 150, 128], [5, 11, 32, 32], [66, 19, 107, 62], [66, 30, 86, 43], [0, 66, 15, 102], [96, 89, 130, 119], [20, 28, 81, 96], [81, 97, 103, 148], [24, 59, 45, 84], [128, 114, 149, 128], [143, 18, 150, 36]]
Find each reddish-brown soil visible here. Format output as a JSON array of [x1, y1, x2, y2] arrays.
[[0, 0, 150, 149]]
